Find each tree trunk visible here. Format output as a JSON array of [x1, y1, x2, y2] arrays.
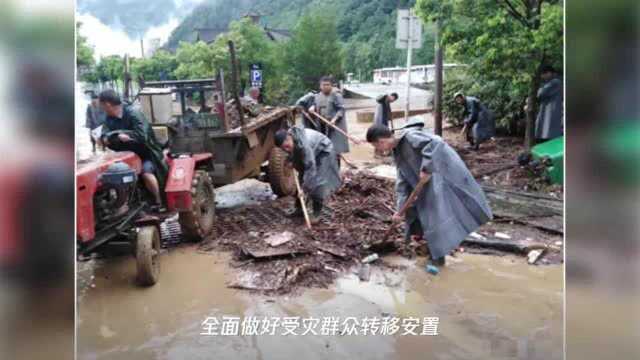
[[524, 80, 538, 150], [523, 0, 544, 150], [525, 55, 545, 150]]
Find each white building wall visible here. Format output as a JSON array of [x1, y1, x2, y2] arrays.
[[373, 64, 463, 84]]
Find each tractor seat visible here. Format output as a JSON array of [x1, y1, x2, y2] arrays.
[[152, 125, 171, 149]]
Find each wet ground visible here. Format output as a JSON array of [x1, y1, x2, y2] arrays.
[[76, 94, 564, 359], [78, 247, 562, 360]]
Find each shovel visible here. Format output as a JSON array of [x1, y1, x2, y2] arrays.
[[382, 175, 430, 240], [307, 110, 363, 145], [293, 170, 312, 229]]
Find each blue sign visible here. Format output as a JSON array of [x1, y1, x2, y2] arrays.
[[251, 70, 262, 82], [250, 63, 263, 88]]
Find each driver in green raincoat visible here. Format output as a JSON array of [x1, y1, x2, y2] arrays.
[[98, 89, 168, 208]]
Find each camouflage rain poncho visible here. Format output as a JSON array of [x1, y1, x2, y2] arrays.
[[289, 127, 342, 201], [393, 124, 493, 259]]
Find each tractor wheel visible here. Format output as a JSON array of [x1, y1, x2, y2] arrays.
[[136, 225, 160, 286], [268, 147, 296, 197], [179, 170, 216, 242]]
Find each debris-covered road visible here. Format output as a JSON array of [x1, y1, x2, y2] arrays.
[[198, 168, 563, 294], [76, 97, 564, 360], [200, 172, 405, 293]]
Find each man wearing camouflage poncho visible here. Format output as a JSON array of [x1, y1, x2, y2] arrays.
[[274, 126, 342, 223], [295, 76, 348, 167], [366, 122, 492, 267]]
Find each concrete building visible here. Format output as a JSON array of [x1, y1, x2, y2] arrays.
[[373, 64, 466, 85]]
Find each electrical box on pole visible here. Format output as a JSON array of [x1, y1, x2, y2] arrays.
[[396, 9, 423, 50], [396, 9, 423, 126]]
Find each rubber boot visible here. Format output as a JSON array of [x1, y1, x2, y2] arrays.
[[308, 200, 324, 224], [430, 255, 446, 267], [312, 200, 323, 216], [286, 198, 304, 218]]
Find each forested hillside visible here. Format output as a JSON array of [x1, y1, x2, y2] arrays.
[[165, 0, 435, 80], [81, 0, 562, 131]]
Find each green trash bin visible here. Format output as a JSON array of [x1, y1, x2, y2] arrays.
[[531, 136, 564, 185], [599, 122, 640, 185]]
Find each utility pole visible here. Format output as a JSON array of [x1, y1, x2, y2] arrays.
[[404, 9, 414, 125], [434, 19, 443, 136], [123, 54, 131, 101], [140, 38, 145, 59], [397, 8, 422, 128]]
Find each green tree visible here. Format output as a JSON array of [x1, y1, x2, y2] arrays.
[[95, 55, 125, 90], [211, 18, 279, 98], [76, 22, 95, 68], [132, 50, 179, 81], [173, 18, 287, 103], [416, 0, 563, 147], [283, 13, 344, 98], [173, 41, 217, 79], [165, 1, 437, 86], [77, 22, 98, 83]]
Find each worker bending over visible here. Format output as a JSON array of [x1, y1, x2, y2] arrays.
[[274, 127, 341, 223], [366, 123, 492, 267], [454, 92, 495, 150], [374, 92, 398, 128]]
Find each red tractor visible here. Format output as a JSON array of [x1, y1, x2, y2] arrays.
[[76, 42, 295, 286], [76, 148, 215, 286]]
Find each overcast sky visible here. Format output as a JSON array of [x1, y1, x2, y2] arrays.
[[76, 0, 203, 58]]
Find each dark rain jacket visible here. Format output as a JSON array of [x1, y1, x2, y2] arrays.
[[101, 105, 168, 189]]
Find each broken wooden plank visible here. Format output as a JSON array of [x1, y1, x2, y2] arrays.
[[462, 238, 528, 254], [462, 236, 547, 255], [263, 231, 296, 247], [314, 242, 348, 259], [241, 246, 309, 259], [361, 169, 563, 213], [485, 192, 562, 217], [359, 169, 564, 234], [482, 184, 561, 202], [494, 215, 564, 234], [473, 164, 517, 179]]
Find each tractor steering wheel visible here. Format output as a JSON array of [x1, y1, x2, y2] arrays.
[[103, 130, 144, 153]]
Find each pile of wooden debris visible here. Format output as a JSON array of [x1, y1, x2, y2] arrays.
[[197, 170, 564, 293]]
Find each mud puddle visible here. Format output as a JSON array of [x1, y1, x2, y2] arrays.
[[77, 249, 562, 360]]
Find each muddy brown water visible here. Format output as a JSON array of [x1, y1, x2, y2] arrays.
[[77, 96, 563, 359], [77, 248, 562, 360]]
